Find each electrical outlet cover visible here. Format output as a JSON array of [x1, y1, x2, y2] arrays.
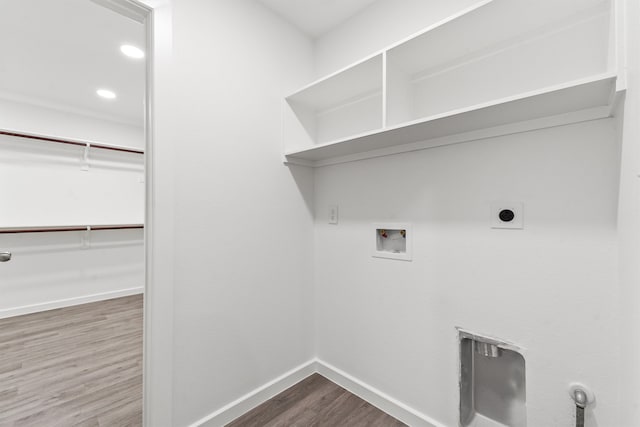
[[328, 205, 338, 224], [491, 202, 524, 229]]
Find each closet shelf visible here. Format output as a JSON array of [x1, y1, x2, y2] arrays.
[[285, 74, 618, 163], [0, 224, 144, 234], [282, 0, 622, 167], [0, 129, 144, 154]]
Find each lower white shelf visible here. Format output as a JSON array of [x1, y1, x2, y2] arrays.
[[284, 73, 619, 166], [0, 224, 144, 234]]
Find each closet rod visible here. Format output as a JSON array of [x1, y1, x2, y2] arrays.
[[0, 224, 144, 234], [0, 130, 144, 154]]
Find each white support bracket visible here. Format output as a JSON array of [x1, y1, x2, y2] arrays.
[[82, 226, 91, 249], [81, 143, 91, 171]]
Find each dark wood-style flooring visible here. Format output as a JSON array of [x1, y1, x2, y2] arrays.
[[0, 295, 143, 427], [227, 373, 407, 427], [0, 296, 404, 427]]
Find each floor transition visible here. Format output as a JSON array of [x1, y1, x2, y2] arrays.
[[0, 295, 143, 427]]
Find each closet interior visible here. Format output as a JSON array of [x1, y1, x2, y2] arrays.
[[0, 1, 146, 425]]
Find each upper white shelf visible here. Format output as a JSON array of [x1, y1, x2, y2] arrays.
[[287, 54, 383, 112], [284, 54, 383, 149], [286, 74, 617, 162], [283, 0, 622, 166]]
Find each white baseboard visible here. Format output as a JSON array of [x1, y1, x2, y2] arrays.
[[190, 358, 446, 427], [315, 359, 446, 427], [189, 359, 317, 427], [0, 287, 144, 319]]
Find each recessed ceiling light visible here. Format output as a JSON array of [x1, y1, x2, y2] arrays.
[[120, 44, 145, 59], [96, 89, 117, 99]]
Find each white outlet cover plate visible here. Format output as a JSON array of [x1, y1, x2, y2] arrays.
[[491, 202, 524, 229], [328, 205, 338, 224]]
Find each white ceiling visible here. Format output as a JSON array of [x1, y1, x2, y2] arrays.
[[258, 0, 378, 37], [0, 0, 145, 126]]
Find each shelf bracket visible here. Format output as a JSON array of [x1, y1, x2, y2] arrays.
[[82, 226, 91, 249], [81, 143, 91, 171]]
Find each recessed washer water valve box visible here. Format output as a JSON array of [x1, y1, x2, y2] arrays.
[[372, 223, 412, 261]]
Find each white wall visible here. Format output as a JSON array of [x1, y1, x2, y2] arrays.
[[314, 121, 622, 427], [142, 1, 636, 426], [0, 97, 143, 149], [146, 0, 315, 425], [312, 1, 625, 426], [0, 228, 143, 316], [618, 0, 640, 421], [313, 0, 479, 77], [0, 132, 144, 227], [0, 101, 144, 317]]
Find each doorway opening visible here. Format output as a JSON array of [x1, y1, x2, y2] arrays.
[[0, 0, 152, 425]]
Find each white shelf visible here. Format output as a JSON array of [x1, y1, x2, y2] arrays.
[[386, 0, 613, 126], [286, 54, 383, 111], [283, 54, 383, 151], [0, 128, 144, 154], [285, 74, 617, 163], [282, 0, 621, 166]]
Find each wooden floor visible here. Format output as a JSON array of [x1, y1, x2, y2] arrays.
[[0, 295, 143, 427], [227, 374, 407, 427]]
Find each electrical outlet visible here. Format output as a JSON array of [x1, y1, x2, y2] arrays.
[[328, 205, 338, 224], [491, 202, 524, 229]]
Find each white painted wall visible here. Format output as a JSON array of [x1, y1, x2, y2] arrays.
[[617, 0, 640, 421], [142, 1, 636, 426], [0, 133, 144, 228], [0, 101, 144, 317], [0, 228, 143, 317], [313, 0, 479, 77], [145, 0, 315, 425], [314, 121, 622, 426], [312, 1, 625, 426], [0, 97, 143, 149]]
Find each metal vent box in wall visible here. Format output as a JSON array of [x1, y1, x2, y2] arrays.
[[372, 223, 412, 261], [458, 329, 526, 427]]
